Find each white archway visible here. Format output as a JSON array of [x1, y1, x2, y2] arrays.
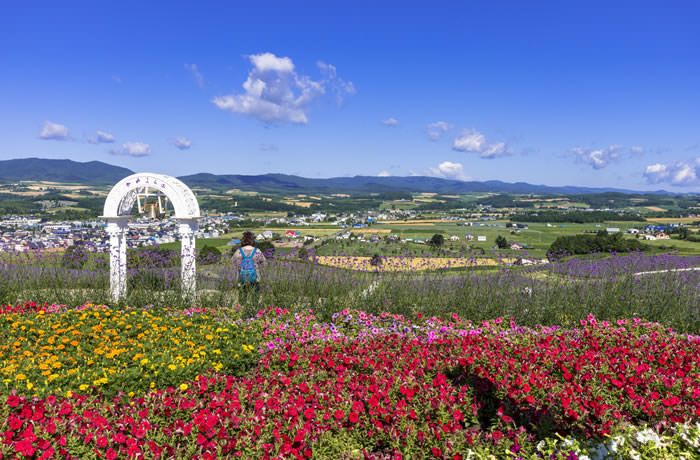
[[102, 173, 200, 302]]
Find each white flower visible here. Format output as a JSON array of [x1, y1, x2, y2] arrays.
[[635, 428, 661, 445]]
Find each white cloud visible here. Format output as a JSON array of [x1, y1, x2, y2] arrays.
[[173, 136, 192, 150], [571, 145, 623, 169], [251, 53, 294, 73], [630, 146, 644, 154], [317, 61, 355, 104], [88, 130, 115, 144], [382, 117, 400, 127], [39, 121, 69, 140], [184, 63, 204, 88], [481, 142, 511, 159], [212, 52, 354, 124], [110, 142, 152, 157], [452, 129, 486, 152], [644, 158, 699, 186], [378, 170, 391, 177], [427, 161, 470, 181], [426, 121, 451, 141], [452, 128, 511, 159]]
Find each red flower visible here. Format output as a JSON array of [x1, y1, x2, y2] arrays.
[[349, 412, 359, 423], [334, 409, 345, 420]]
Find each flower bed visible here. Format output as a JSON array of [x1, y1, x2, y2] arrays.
[[1, 304, 700, 458], [0, 303, 258, 399], [315, 255, 504, 272]]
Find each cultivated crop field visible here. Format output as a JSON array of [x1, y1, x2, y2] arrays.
[[1, 247, 700, 458]]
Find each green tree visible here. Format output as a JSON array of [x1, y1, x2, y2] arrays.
[[495, 235, 508, 249], [428, 234, 444, 247]]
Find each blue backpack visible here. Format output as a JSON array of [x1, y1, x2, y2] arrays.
[[238, 248, 258, 283]]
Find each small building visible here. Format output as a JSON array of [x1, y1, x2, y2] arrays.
[[606, 228, 620, 233], [477, 235, 487, 242], [465, 233, 474, 241]]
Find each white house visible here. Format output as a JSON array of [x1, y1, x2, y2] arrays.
[[477, 236, 487, 242]]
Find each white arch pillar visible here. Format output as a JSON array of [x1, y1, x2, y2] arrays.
[[178, 218, 198, 297], [106, 217, 129, 302], [102, 173, 201, 303]]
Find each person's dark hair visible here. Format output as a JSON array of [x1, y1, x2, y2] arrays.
[[241, 231, 255, 247]]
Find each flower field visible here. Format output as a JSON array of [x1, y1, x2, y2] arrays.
[[2, 303, 700, 458], [0, 302, 258, 399], [315, 255, 505, 271], [1, 249, 699, 457]]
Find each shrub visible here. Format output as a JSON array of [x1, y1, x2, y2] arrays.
[[197, 245, 221, 265], [61, 243, 89, 269], [549, 232, 648, 257]]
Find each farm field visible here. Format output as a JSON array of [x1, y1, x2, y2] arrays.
[[1, 246, 700, 458]]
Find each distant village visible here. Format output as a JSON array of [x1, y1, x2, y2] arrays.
[[0, 206, 687, 253]]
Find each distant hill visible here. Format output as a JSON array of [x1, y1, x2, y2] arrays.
[[0, 157, 673, 195], [0, 158, 134, 184], [179, 172, 670, 195]]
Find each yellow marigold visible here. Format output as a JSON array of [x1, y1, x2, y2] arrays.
[[79, 384, 89, 391], [15, 374, 26, 380], [179, 383, 188, 391], [140, 358, 149, 365], [168, 364, 177, 371]]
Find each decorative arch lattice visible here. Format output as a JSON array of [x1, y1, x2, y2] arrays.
[[102, 173, 200, 301]]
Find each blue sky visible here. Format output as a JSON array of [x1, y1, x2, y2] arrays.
[[1, 1, 699, 191]]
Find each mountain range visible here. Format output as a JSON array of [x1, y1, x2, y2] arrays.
[[0, 157, 675, 195]]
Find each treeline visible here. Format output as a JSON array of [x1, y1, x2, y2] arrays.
[[199, 196, 309, 214], [548, 232, 648, 256], [512, 210, 645, 224], [477, 194, 532, 208]]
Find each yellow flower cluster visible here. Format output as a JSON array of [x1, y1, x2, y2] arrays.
[[0, 305, 258, 398], [316, 255, 511, 272]]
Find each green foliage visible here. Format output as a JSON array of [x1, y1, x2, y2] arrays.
[[197, 245, 221, 265], [548, 232, 648, 256], [495, 235, 508, 249], [428, 233, 445, 247], [512, 210, 645, 223]]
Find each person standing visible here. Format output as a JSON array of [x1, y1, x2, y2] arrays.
[[232, 231, 266, 303]]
